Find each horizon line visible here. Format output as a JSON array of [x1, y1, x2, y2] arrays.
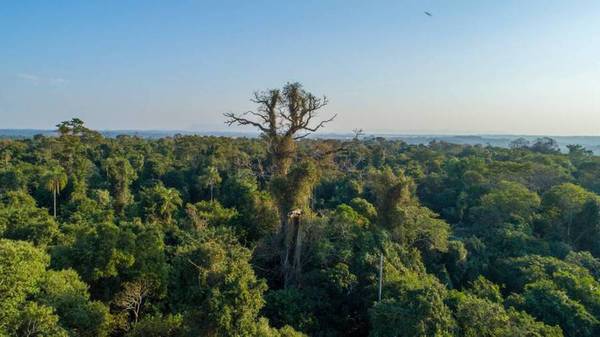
[[1, 128, 600, 138]]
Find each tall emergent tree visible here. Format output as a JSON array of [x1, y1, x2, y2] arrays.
[[42, 166, 68, 217], [225, 82, 335, 287]]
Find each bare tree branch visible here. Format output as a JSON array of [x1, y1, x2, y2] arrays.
[[293, 114, 337, 139], [223, 112, 270, 133]]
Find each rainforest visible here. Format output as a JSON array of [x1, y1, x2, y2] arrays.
[[2, 85, 600, 337]]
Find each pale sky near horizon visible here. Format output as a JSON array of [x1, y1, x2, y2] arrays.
[[1, 1, 600, 135]]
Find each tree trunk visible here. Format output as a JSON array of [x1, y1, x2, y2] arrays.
[[292, 218, 302, 284], [567, 211, 572, 243], [271, 136, 295, 177], [134, 300, 141, 323], [378, 253, 384, 302], [281, 213, 291, 288], [282, 211, 302, 288], [53, 186, 57, 218]]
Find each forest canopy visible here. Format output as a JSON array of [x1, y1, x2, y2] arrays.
[[3, 87, 600, 337]]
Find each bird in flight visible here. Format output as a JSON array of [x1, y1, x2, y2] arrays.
[[424, 11, 432, 17]]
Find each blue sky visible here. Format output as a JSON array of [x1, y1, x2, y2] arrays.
[[1, 1, 600, 134]]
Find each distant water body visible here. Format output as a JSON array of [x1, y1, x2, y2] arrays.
[[2, 129, 600, 154]]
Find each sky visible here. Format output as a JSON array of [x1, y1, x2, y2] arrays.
[[1, 1, 600, 135]]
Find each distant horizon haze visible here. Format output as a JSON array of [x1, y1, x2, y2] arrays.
[[4, 127, 600, 139]]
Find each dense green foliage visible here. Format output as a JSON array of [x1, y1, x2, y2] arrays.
[[3, 117, 600, 336]]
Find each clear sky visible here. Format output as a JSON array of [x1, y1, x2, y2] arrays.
[[2, 1, 600, 135]]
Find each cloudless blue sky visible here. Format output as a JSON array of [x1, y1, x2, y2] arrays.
[[2, 1, 600, 134]]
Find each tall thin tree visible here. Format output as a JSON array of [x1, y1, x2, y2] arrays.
[[197, 166, 221, 202], [42, 167, 67, 217]]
